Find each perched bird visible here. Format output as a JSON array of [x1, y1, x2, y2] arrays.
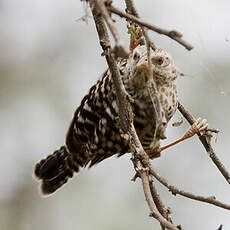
[[34, 44, 180, 195]]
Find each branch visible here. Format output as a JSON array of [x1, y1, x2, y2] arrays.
[[124, 1, 177, 228], [89, 0, 132, 131], [125, 1, 175, 228], [96, 0, 129, 58], [149, 176, 173, 230], [149, 163, 230, 211], [87, 1, 230, 228], [178, 102, 230, 184], [124, 0, 162, 142], [89, 1, 179, 229], [108, 5, 193, 51], [138, 163, 179, 230]]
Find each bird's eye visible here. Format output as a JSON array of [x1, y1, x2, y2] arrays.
[[133, 52, 140, 61], [152, 56, 164, 65], [156, 57, 164, 65]]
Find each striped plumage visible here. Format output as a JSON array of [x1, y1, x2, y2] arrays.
[[34, 45, 180, 194]]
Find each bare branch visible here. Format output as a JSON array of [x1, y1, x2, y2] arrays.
[[108, 5, 194, 50], [124, 0, 162, 141], [149, 165, 230, 211], [87, 1, 230, 228], [149, 176, 173, 230], [178, 101, 230, 184], [96, 0, 129, 58], [129, 111, 179, 229], [138, 163, 179, 230], [124, 3, 177, 228], [89, 1, 180, 228]]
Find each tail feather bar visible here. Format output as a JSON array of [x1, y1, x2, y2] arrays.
[[34, 146, 79, 195]]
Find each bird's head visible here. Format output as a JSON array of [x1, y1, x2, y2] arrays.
[[125, 45, 180, 90]]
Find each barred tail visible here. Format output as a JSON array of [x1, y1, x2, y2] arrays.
[[34, 146, 79, 195]]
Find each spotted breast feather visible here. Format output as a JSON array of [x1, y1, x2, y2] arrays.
[[34, 45, 180, 195]]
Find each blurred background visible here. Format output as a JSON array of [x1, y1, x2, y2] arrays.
[[0, 0, 230, 229]]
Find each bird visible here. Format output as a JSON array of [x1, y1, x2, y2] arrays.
[[34, 44, 181, 195]]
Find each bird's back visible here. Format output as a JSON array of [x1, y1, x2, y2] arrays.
[[34, 45, 179, 194]]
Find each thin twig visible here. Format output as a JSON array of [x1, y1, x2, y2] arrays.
[[128, 108, 178, 230], [149, 176, 173, 230], [138, 162, 179, 230], [125, 0, 162, 143], [129, 99, 179, 229], [149, 165, 230, 211], [178, 101, 230, 184], [108, 5, 193, 50], [96, 0, 129, 58]]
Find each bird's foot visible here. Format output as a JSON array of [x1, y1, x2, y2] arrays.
[[160, 117, 208, 152]]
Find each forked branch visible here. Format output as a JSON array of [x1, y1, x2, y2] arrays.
[[108, 4, 193, 50], [149, 165, 230, 211], [89, 0, 180, 229], [84, 0, 230, 229]]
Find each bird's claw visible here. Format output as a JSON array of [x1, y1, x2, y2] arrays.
[[184, 117, 208, 138]]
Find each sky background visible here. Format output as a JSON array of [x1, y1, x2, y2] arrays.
[[0, 0, 230, 229]]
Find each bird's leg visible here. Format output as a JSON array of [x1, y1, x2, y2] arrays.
[[160, 118, 208, 152]]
